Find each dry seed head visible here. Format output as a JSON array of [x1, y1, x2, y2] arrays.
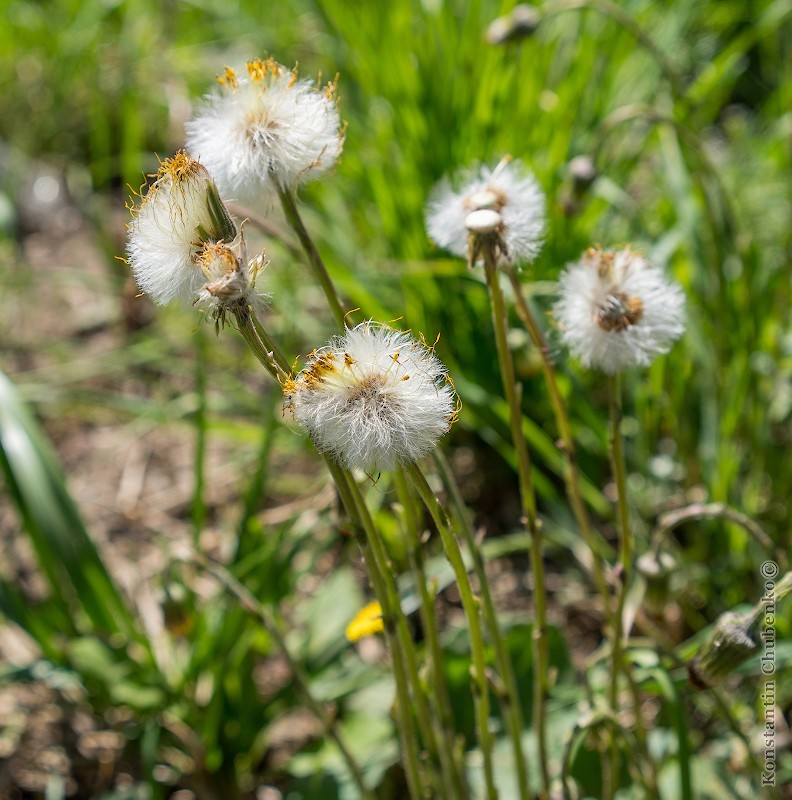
[[186, 57, 344, 202], [593, 291, 644, 332], [285, 322, 458, 472], [193, 238, 269, 319], [126, 151, 237, 306], [554, 246, 685, 373], [196, 243, 248, 301]]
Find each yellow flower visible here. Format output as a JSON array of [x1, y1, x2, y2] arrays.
[[345, 601, 384, 642]]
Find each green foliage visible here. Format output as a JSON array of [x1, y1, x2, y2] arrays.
[[0, 369, 143, 644], [1, 0, 791, 797]]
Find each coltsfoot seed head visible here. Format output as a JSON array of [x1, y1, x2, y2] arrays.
[[126, 151, 237, 306], [554, 246, 685, 373], [193, 241, 268, 319], [185, 58, 344, 202], [426, 158, 545, 266], [284, 323, 458, 472]]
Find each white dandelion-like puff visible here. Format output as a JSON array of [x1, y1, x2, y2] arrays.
[[126, 151, 237, 306], [185, 58, 344, 202], [426, 158, 546, 265], [285, 323, 458, 472], [554, 247, 685, 373]]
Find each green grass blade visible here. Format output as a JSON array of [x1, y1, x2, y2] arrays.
[[0, 369, 141, 642]]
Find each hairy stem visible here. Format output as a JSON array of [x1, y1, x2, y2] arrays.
[[277, 185, 348, 330], [327, 461, 430, 798], [432, 451, 531, 800], [406, 461, 498, 800], [506, 266, 612, 610], [483, 247, 550, 797], [394, 469, 469, 800], [606, 373, 632, 794]]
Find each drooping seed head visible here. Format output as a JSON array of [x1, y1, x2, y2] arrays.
[[426, 157, 546, 266], [126, 151, 237, 306]]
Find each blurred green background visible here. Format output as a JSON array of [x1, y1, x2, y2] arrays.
[[0, 0, 790, 797]]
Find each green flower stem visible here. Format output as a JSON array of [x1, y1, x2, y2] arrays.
[[229, 312, 427, 795], [233, 308, 435, 796], [650, 502, 787, 570], [405, 461, 498, 800], [326, 460, 429, 799], [394, 469, 469, 800], [624, 664, 661, 800], [505, 266, 612, 611], [192, 554, 376, 800], [482, 250, 550, 797], [251, 313, 291, 375], [233, 305, 288, 383], [191, 326, 207, 546], [606, 373, 632, 793], [277, 185, 348, 330], [432, 451, 531, 800]]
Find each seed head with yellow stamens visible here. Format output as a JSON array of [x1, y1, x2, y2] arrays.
[[554, 246, 685, 373], [185, 57, 344, 202], [126, 151, 237, 305], [285, 323, 458, 472]]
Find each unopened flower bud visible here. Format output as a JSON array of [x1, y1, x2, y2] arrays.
[[485, 4, 541, 45], [568, 155, 597, 195], [687, 611, 758, 689], [637, 550, 676, 615]]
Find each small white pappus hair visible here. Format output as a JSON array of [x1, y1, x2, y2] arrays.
[[185, 58, 344, 202], [284, 323, 458, 472], [554, 246, 685, 374], [426, 157, 546, 265], [126, 151, 237, 306]]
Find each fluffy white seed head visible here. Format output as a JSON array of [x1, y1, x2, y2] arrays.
[[185, 58, 344, 202], [426, 158, 546, 265], [284, 323, 458, 472], [126, 151, 237, 305], [554, 247, 685, 373]]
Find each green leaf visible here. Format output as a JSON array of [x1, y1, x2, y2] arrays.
[[0, 370, 142, 644]]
